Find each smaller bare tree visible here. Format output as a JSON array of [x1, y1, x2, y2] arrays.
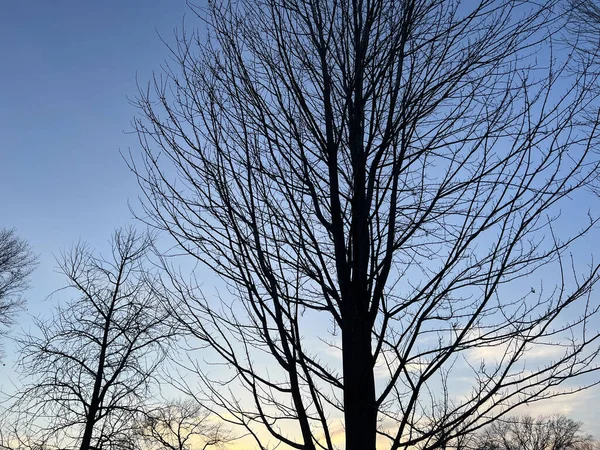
[[0, 229, 36, 348], [472, 414, 597, 450], [135, 399, 233, 450], [6, 228, 176, 450]]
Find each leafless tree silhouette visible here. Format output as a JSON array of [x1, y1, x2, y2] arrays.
[[132, 1, 600, 449], [0, 229, 36, 351], [471, 414, 597, 450], [135, 399, 234, 450], [5, 228, 176, 450]]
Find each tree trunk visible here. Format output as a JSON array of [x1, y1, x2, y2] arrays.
[[342, 313, 377, 450], [79, 405, 98, 450]]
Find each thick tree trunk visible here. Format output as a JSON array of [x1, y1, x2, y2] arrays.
[[79, 333, 108, 450], [342, 314, 377, 450], [79, 267, 122, 450], [79, 406, 98, 450]]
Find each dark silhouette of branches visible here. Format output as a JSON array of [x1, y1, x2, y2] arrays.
[[5, 228, 177, 450], [568, 0, 600, 51], [131, 1, 600, 449], [135, 399, 234, 450], [471, 414, 597, 450], [565, 0, 600, 191], [0, 229, 36, 349]]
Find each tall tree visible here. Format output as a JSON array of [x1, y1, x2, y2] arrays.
[[0, 228, 36, 351], [132, 1, 600, 449], [7, 228, 176, 450]]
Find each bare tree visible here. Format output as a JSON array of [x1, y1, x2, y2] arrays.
[[6, 228, 176, 450], [132, 1, 600, 450], [135, 399, 233, 450], [0, 229, 36, 348], [472, 414, 597, 450]]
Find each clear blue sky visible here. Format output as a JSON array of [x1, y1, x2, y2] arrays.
[[0, 1, 193, 315]]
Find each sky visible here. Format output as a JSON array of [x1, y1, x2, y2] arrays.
[[0, 0, 193, 396], [1, 0, 600, 446], [0, 1, 192, 312]]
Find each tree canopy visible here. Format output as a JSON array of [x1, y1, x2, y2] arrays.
[[131, 1, 600, 449]]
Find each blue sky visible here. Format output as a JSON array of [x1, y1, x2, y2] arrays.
[[0, 1, 192, 314], [1, 1, 600, 444]]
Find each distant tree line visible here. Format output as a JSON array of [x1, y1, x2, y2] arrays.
[[465, 414, 598, 450]]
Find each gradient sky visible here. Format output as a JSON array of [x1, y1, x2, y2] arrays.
[[1, 0, 599, 444], [0, 1, 192, 312], [0, 0, 194, 390]]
